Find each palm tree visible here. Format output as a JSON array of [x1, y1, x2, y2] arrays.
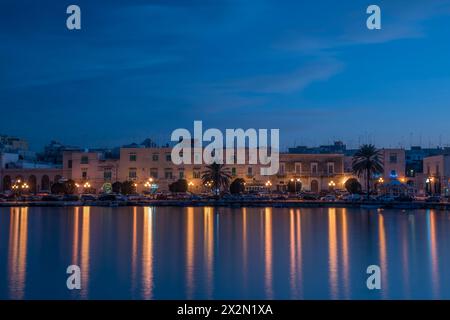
[[352, 144, 384, 198], [201, 162, 232, 196]]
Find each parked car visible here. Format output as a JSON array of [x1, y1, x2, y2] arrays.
[[426, 196, 442, 203], [115, 194, 128, 201], [301, 194, 319, 200], [395, 195, 413, 202], [80, 194, 96, 201], [62, 194, 80, 201], [414, 195, 428, 201], [342, 194, 361, 202], [127, 194, 147, 201], [98, 194, 117, 201], [376, 195, 395, 202], [273, 194, 288, 200], [41, 195, 61, 201], [320, 195, 336, 202]]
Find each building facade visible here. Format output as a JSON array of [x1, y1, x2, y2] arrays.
[[423, 155, 450, 195], [1, 146, 352, 194], [2, 140, 424, 195]]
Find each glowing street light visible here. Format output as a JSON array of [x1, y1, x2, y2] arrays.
[[328, 180, 336, 190]]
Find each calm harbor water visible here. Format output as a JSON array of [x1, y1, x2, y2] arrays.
[[0, 206, 449, 299]]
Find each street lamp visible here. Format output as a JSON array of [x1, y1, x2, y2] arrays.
[[426, 177, 433, 195], [328, 180, 336, 191], [265, 180, 272, 195], [290, 178, 301, 193]]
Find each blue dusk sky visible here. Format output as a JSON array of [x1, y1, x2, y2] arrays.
[[1, 0, 450, 150]]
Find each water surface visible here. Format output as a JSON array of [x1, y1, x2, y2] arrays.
[[0, 206, 449, 299]]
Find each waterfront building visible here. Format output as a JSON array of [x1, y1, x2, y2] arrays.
[[64, 150, 120, 193], [423, 154, 450, 196], [0, 142, 407, 195]]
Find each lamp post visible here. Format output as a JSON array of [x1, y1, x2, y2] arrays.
[[426, 177, 434, 195], [188, 181, 194, 193], [265, 180, 272, 195], [83, 182, 91, 194], [290, 178, 301, 193], [328, 180, 336, 191]]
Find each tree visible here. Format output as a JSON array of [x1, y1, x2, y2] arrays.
[[345, 178, 362, 194], [64, 179, 76, 195], [121, 181, 136, 195], [352, 144, 383, 198], [112, 181, 122, 193], [201, 162, 232, 196], [169, 179, 188, 193], [84, 187, 96, 194], [51, 182, 65, 194], [230, 178, 245, 194]]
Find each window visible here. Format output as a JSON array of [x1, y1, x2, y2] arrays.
[[150, 169, 158, 179], [295, 163, 301, 174], [166, 154, 171, 162], [179, 170, 184, 179], [247, 167, 253, 176], [104, 170, 112, 181], [231, 167, 237, 176], [129, 168, 137, 180], [81, 156, 89, 164], [68, 160, 72, 169], [427, 165, 431, 175], [152, 154, 159, 161], [82, 170, 87, 180], [311, 163, 318, 174], [193, 170, 201, 179], [279, 163, 285, 175], [436, 164, 440, 175], [389, 153, 397, 164], [165, 170, 173, 179], [327, 162, 334, 174], [129, 153, 137, 161]]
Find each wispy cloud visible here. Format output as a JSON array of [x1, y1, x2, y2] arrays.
[[275, 0, 450, 53]]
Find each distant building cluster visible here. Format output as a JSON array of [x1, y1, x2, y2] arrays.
[[1, 135, 450, 196]]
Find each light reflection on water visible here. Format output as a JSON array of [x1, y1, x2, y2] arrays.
[[7, 207, 28, 300], [0, 206, 449, 299]]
